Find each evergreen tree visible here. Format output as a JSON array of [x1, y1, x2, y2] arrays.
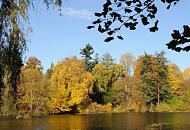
[[80, 44, 95, 72], [135, 52, 172, 107]]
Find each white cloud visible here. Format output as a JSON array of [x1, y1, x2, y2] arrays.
[[63, 7, 93, 20]]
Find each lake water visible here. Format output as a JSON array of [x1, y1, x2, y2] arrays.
[[0, 112, 190, 130]]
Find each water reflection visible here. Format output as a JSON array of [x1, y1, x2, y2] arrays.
[[0, 113, 190, 130]]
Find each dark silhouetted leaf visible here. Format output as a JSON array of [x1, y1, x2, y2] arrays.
[[129, 16, 133, 19], [92, 19, 102, 24], [117, 36, 123, 40], [135, 7, 142, 13], [108, 31, 115, 35], [171, 30, 181, 39], [98, 25, 107, 33], [124, 8, 132, 13], [104, 37, 114, 42], [125, 1, 132, 6], [149, 26, 158, 32], [161, 0, 166, 3], [87, 26, 95, 29], [155, 20, 159, 26], [183, 46, 190, 52], [141, 16, 149, 25], [175, 47, 182, 52], [117, 3, 122, 7], [167, 4, 171, 9], [183, 25, 190, 37], [95, 13, 102, 17], [150, 4, 157, 14]]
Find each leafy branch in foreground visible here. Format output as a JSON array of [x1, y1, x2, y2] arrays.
[[87, 0, 190, 52], [166, 25, 190, 52], [88, 0, 179, 42]]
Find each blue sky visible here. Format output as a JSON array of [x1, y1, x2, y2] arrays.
[[26, 0, 190, 72]]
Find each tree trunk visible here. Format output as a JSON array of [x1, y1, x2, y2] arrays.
[[157, 86, 160, 106], [30, 89, 33, 113]]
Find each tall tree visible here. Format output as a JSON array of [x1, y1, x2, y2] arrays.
[[0, 0, 63, 103], [80, 44, 96, 72], [0, 69, 14, 117], [134, 52, 172, 107], [0, 43, 23, 102], [119, 52, 135, 76], [17, 57, 48, 118]]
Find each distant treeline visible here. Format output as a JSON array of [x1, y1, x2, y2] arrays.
[[1, 44, 190, 118]]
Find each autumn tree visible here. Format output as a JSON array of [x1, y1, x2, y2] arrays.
[[107, 77, 145, 111], [119, 52, 135, 76], [49, 57, 93, 113], [134, 52, 172, 107], [17, 57, 49, 118], [92, 63, 124, 103], [168, 64, 183, 95]]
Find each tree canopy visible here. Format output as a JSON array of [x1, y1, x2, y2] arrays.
[[134, 52, 172, 106], [49, 57, 93, 113]]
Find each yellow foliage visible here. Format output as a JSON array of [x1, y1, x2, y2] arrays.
[[81, 102, 112, 113], [17, 57, 49, 117], [134, 57, 143, 79], [168, 64, 183, 94], [49, 57, 93, 113], [155, 103, 173, 112]]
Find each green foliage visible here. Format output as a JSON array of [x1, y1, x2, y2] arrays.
[[155, 103, 172, 112], [80, 44, 98, 72], [105, 77, 145, 112], [0, 44, 23, 101], [0, 70, 15, 117], [91, 64, 124, 103], [169, 95, 183, 110], [100, 53, 115, 67], [135, 52, 172, 106]]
